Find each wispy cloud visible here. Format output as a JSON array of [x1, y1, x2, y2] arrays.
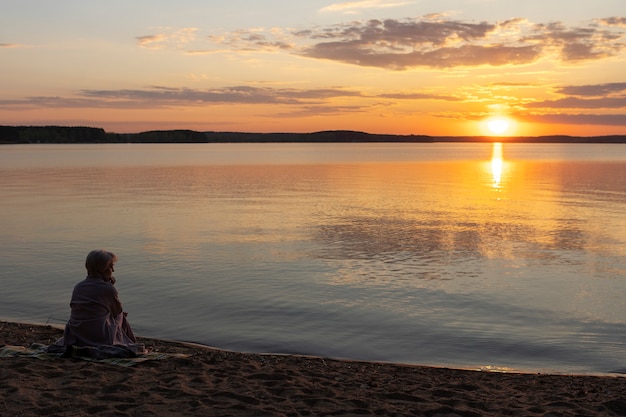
[[136, 34, 169, 48], [0, 85, 462, 111], [376, 92, 462, 101], [555, 82, 626, 97], [273, 104, 373, 118], [136, 28, 199, 49], [599, 17, 626, 27], [5, 82, 626, 128], [434, 78, 626, 127], [206, 28, 294, 52], [320, 0, 414, 13], [0, 43, 28, 48], [527, 82, 626, 109], [80, 86, 364, 105], [0, 86, 363, 109], [526, 97, 626, 109], [520, 113, 626, 126]]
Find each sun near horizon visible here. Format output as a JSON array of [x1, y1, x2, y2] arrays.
[[488, 118, 510, 135], [477, 116, 518, 137]]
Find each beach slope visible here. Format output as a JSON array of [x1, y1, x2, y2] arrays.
[[1, 321, 625, 416]]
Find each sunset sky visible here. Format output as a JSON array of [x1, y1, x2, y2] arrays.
[[2, 0, 626, 136]]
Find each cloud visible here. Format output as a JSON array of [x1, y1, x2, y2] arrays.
[[376, 92, 462, 101], [320, 0, 414, 13], [522, 21, 625, 61], [520, 113, 626, 126], [273, 104, 372, 118], [303, 41, 542, 69], [0, 86, 364, 109], [526, 82, 626, 109], [296, 18, 497, 45], [81, 86, 363, 105], [136, 28, 199, 49], [207, 29, 294, 52], [298, 17, 626, 68], [0, 43, 27, 48], [489, 82, 536, 87], [555, 82, 626, 97], [599, 17, 626, 27], [526, 97, 626, 109], [293, 17, 545, 69], [0, 96, 151, 110], [0, 84, 463, 118], [202, 16, 625, 70], [516, 79, 626, 127], [136, 34, 169, 48]]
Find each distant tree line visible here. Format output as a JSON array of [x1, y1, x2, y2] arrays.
[[0, 126, 112, 144], [0, 126, 432, 144], [1, 125, 625, 144], [114, 129, 434, 143]]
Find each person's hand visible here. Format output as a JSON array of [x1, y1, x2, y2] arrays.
[[109, 276, 116, 285]]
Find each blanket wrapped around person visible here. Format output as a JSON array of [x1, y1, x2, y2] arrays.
[[49, 250, 145, 359]]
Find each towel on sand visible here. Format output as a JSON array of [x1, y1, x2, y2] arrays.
[[0, 343, 189, 366]]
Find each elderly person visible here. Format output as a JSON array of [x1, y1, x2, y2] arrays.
[[60, 250, 138, 349]]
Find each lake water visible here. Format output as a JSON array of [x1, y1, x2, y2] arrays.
[[1, 142, 625, 374]]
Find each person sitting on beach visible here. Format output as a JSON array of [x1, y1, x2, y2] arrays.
[[57, 250, 141, 353]]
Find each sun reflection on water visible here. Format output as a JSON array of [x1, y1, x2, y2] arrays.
[[491, 142, 503, 188]]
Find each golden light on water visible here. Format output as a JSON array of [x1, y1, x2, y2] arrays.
[[491, 142, 503, 188]]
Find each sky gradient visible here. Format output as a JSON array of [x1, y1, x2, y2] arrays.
[[2, 0, 626, 136]]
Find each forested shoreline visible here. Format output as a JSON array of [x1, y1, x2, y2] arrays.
[[1, 125, 625, 144]]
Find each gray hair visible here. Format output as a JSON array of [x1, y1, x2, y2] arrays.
[[85, 249, 117, 277]]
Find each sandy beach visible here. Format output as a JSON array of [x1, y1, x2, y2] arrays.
[[1, 321, 625, 416]]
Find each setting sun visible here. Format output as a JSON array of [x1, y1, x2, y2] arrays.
[[487, 118, 511, 135]]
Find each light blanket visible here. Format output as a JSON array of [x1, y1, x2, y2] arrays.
[[0, 343, 189, 367]]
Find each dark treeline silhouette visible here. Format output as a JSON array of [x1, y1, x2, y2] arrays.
[[1, 125, 625, 144], [0, 126, 111, 144], [113, 130, 432, 143]]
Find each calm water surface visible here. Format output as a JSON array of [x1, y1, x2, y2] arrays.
[[1, 142, 625, 374]]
